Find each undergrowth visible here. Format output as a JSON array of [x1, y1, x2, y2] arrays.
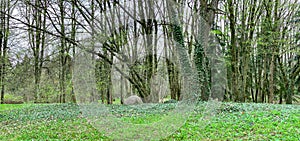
[[0, 102, 299, 140]]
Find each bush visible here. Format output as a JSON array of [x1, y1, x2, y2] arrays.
[[3, 94, 24, 104]]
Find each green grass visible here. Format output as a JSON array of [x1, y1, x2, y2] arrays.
[[0, 104, 32, 112], [167, 103, 300, 140], [0, 102, 299, 140]]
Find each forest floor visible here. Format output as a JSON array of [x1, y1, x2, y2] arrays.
[[0, 102, 299, 140]]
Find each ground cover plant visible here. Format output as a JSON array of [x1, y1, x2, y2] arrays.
[[0, 104, 32, 112], [0, 102, 299, 140], [1, 0, 300, 140]]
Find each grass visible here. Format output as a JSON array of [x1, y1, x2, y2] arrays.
[[0, 104, 32, 112], [167, 103, 300, 140], [0, 102, 299, 140]]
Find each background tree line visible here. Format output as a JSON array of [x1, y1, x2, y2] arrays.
[[0, 0, 299, 104]]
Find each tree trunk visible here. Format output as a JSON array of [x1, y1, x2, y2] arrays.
[[0, 0, 10, 104], [59, 0, 66, 103], [228, 0, 240, 102], [269, 54, 275, 103], [70, 0, 77, 103]]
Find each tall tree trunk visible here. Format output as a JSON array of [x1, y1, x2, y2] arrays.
[[25, 0, 46, 102], [269, 54, 275, 103], [166, 0, 199, 102], [194, 0, 220, 101], [277, 56, 292, 104], [0, 0, 10, 104], [59, 0, 66, 103], [228, 0, 240, 102], [162, 23, 181, 101], [70, 0, 77, 103]]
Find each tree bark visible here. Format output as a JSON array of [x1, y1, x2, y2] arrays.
[[0, 0, 10, 104], [228, 0, 240, 102]]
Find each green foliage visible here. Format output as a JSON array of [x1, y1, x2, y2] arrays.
[[165, 103, 300, 140], [3, 94, 23, 103], [216, 102, 244, 113], [0, 104, 31, 112], [108, 103, 177, 117], [121, 114, 164, 124], [0, 104, 79, 122], [0, 103, 299, 140], [210, 29, 223, 35], [0, 119, 109, 140]]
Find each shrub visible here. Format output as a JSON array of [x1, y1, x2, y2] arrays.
[[3, 94, 24, 104]]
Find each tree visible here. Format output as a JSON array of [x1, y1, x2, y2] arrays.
[[22, 0, 47, 102], [0, 0, 11, 104]]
